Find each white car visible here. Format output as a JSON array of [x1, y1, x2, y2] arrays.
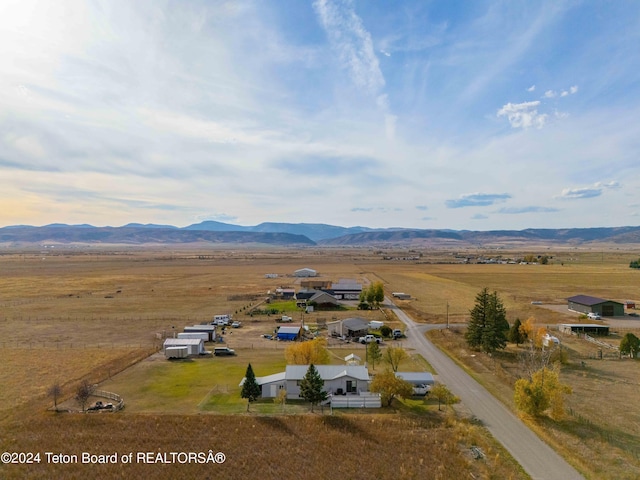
[[587, 312, 601, 320]]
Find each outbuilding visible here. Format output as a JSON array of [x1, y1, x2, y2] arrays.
[[276, 326, 301, 341], [567, 295, 624, 317], [163, 338, 205, 356], [328, 317, 369, 339], [559, 324, 610, 336], [184, 325, 217, 342], [294, 268, 317, 277]]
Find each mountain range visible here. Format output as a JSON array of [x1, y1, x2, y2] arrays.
[[1, 221, 640, 247]]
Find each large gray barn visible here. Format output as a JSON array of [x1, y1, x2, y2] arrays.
[[567, 295, 624, 317]]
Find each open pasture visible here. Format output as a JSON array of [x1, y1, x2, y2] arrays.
[[365, 251, 639, 324]]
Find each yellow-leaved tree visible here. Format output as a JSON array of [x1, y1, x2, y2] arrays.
[[514, 363, 572, 420], [519, 317, 547, 348], [285, 338, 330, 365]]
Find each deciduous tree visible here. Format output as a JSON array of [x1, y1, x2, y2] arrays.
[[514, 363, 572, 419], [75, 379, 95, 412], [48, 382, 62, 411], [285, 338, 330, 365], [383, 346, 407, 372], [299, 364, 327, 412], [430, 384, 459, 411], [367, 341, 382, 370], [370, 370, 413, 407], [241, 363, 261, 411]]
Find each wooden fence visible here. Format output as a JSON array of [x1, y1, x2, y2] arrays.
[[93, 389, 125, 412]]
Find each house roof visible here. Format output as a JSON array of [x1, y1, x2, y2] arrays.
[[239, 371, 287, 387], [331, 282, 362, 289], [341, 317, 369, 330], [567, 295, 620, 306], [277, 326, 301, 335], [309, 291, 338, 304], [285, 365, 370, 381], [396, 372, 435, 385]]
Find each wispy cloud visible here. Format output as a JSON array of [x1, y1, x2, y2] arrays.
[[497, 101, 547, 129], [471, 213, 488, 220], [416, 205, 429, 211], [351, 207, 374, 212], [313, 0, 384, 95], [497, 206, 559, 214], [559, 181, 620, 200], [527, 85, 536, 92], [446, 193, 511, 208]]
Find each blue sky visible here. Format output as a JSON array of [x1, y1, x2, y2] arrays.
[[1, 0, 639, 230]]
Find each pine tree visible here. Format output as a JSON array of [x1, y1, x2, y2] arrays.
[[466, 288, 509, 354], [465, 288, 490, 348], [508, 318, 525, 345], [241, 363, 261, 411], [299, 364, 327, 412]]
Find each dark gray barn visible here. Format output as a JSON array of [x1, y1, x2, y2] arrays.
[[567, 295, 624, 317]]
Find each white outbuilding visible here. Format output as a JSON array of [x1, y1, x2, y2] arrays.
[[163, 338, 205, 356]]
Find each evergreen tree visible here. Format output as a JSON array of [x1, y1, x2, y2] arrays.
[[466, 288, 509, 354], [299, 364, 327, 412], [620, 333, 640, 358], [241, 363, 261, 411], [465, 288, 490, 348], [508, 318, 525, 345]]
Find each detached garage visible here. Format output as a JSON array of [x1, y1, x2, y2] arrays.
[[567, 295, 624, 317]]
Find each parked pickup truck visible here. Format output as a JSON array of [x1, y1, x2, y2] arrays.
[[358, 334, 381, 344]]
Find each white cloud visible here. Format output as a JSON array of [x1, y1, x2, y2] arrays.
[[544, 90, 557, 98], [527, 85, 536, 92], [497, 101, 548, 129], [313, 0, 384, 95], [570, 85, 578, 94], [559, 181, 621, 200]]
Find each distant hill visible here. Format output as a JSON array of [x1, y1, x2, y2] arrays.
[[1, 222, 639, 247], [183, 221, 375, 241], [0, 225, 315, 246]]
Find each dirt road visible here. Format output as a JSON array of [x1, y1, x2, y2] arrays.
[[389, 301, 584, 480]]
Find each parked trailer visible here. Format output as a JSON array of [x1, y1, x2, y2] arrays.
[[177, 332, 209, 341], [165, 346, 188, 359]]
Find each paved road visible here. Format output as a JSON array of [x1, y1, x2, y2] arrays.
[[389, 301, 584, 480]]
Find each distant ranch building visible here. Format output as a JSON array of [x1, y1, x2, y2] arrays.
[[567, 295, 624, 317], [294, 268, 317, 277]]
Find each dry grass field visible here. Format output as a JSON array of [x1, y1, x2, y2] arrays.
[[1, 246, 639, 479]]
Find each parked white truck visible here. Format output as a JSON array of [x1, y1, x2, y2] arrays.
[[358, 334, 381, 344]]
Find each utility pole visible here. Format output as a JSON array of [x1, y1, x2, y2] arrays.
[[446, 301, 449, 329]]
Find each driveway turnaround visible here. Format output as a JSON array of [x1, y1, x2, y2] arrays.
[[389, 302, 584, 480]]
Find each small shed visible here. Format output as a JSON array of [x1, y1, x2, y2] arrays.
[[567, 295, 624, 317], [625, 300, 636, 309], [276, 326, 301, 341], [344, 353, 362, 365], [163, 338, 205, 355]]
